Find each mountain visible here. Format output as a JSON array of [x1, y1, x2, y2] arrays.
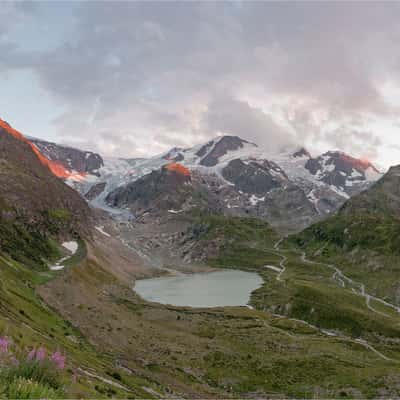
[[0, 118, 91, 267], [31, 137, 104, 176], [54, 135, 381, 233], [340, 164, 400, 218], [304, 150, 381, 196], [106, 163, 197, 213], [26, 133, 383, 232], [291, 164, 400, 303], [2, 119, 400, 398]]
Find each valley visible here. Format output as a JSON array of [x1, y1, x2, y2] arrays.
[[4, 4, 400, 398], [2, 119, 400, 398], [37, 218, 400, 398]]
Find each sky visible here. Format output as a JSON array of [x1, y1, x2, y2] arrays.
[[1, 2, 400, 168]]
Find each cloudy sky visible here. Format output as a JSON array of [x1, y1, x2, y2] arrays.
[[2, 2, 400, 167]]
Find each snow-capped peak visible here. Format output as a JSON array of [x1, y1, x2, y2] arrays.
[[292, 147, 312, 159]]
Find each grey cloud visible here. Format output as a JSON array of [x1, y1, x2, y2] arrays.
[[1, 2, 400, 160], [204, 95, 296, 153], [324, 128, 383, 160]]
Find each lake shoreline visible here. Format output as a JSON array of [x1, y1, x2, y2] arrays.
[[133, 268, 264, 308]]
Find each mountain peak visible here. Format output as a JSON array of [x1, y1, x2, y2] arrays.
[[199, 135, 257, 167], [217, 135, 257, 147], [164, 162, 191, 177], [292, 147, 311, 159], [322, 151, 380, 174]]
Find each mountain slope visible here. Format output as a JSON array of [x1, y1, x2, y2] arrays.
[[0, 119, 91, 267], [31, 137, 104, 176], [99, 136, 382, 232], [291, 164, 400, 303], [2, 118, 400, 398], [29, 134, 383, 233]]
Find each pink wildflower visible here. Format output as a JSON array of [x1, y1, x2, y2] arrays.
[[11, 356, 19, 366], [51, 351, 66, 370], [35, 346, 46, 361], [0, 337, 10, 353], [27, 348, 36, 360]]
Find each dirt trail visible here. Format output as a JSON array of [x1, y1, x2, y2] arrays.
[[267, 237, 400, 317], [262, 238, 399, 363], [299, 249, 400, 316]]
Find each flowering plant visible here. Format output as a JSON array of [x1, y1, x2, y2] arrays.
[[0, 336, 66, 399]]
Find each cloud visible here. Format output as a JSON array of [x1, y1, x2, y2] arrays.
[[324, 128, 382, 160], [204, 95, 296, 153], [1, 2, 400, 164]]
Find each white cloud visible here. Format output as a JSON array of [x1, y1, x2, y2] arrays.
[[1, 2, 400, 166]]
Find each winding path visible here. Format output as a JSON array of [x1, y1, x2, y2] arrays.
[[268, 238, 400, 317], [261, 238, 400, 362], [299, 249, 400, 316]]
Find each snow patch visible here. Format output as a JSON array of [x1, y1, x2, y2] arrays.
[[351, 169, 363, 179], [95, 226, 111, 237], [249, 194, 265, 206], [50, 241, 78, 271], [62, 241, 78, 254], [50, 265, 65, 271]]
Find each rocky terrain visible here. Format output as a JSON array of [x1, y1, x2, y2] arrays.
[[0, 119, 91, 268], [25, 133, 383, 273], [35, 135, 383, 234], [31, 137, 104, 176]]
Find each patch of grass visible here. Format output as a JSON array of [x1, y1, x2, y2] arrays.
[[3, 377, 63, 400], [195, 213, 279, 245], [2, 359, 64, 392], [189, 213, 281, 270], [0, 218, 61, 270], [290, 214, 400, 256], [289, 213, 400, 303]]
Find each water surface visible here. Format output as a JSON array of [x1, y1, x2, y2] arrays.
[[134, 269, 263, 308]]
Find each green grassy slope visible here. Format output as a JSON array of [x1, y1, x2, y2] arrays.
[[3, 209, 400, 398], [289, 165, 400, 304], [0, 247, 158, 398], [193, 215, 400, 378], [39, 242, 400, 399]]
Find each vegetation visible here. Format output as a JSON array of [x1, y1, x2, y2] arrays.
[[3, 205, 400, 397], [0, 251, 155, 398], [0, 205, 80, 270], [291, 213, 400, 255], [0, 340, 66, 399], [4, 377, 61, 400], [289, 212, 400, 304], [190, 213, 280, 268], [0, 217, 60, 270], [188, 214, 400, 372]]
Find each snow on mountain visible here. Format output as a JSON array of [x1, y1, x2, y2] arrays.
[[30, 137, 104, 177], [303, 151, 382, 195], [40, 134, 384, 231]]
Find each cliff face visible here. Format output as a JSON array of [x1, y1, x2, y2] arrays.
[[31, 137, 104, 176], [0, 119, 92, 266]]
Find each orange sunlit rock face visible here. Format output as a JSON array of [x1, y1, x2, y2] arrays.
[[165, 163, 191, 177], [339, 153, 379, 173], [0, 118, 85, 181]]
